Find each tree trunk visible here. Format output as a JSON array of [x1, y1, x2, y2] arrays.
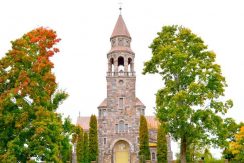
[[180, 137, 187, 163]]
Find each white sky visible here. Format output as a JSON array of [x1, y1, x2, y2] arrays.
[[1, 0, 244, 159]]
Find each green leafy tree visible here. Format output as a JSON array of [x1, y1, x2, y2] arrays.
[[143, 25, 232, 163], [83, 132, 89, 163], [0, 27, 68, 162], [76, 126, 84, 163], [157, 123, 167, 163], [89, 114, 98, 161], [61, 117, 74, 162], [139, 115, 150, 162]]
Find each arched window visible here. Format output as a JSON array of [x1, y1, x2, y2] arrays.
[[128, 58, 132, 72], [103, 109, 107, 116], [141, 108, 145, 115], [109, 58, 114, 73], [118, 120, 124, 132], [118, 56, 124, 72]]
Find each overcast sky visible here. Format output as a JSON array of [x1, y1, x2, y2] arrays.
[[1, 0, 243, 158]]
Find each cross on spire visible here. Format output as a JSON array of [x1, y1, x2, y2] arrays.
[[118, 2, 122, 15]]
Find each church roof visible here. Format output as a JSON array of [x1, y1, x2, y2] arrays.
[[98, 98, 107, 108], [76, 116, 90, 131], [111, 14, 131, 38], [146, 116, 160, 129], [135, 97, 145, 107]]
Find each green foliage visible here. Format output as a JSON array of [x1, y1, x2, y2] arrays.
[[157, 123, 167, 163], [204, 158, 226, 163], [139, 115, 150, 162], [83, 132, 89, 163], [0, 27, 68, 162], [61, 136, 72, 162], [89, 114, 98, 161], [76, 126, 84, 163], [143, 25, 232, 163], [61, 117, 74, 162], [204, 148, 213, 160]]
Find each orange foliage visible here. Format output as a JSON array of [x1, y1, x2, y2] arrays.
[[230, 126, 244, 155]]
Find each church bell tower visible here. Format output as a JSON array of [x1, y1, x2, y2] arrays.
[[97, 14, 146, 163]]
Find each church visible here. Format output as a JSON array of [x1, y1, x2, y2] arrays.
[[76, 13, 173, 163]]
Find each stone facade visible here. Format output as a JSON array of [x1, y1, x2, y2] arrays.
[[76, 14, 173, 163], [97, 14, 144, 163]]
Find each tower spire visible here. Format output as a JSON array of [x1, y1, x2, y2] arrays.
[[111, 14, 130, 39]]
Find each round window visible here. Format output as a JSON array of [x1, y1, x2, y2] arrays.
[[119, 80, 124, 85]]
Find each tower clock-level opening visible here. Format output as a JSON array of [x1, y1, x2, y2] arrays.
[[113, 140, 130, 163]]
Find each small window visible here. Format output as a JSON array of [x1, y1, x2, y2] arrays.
[[118, 38, 123, 46], [152, 152, 156, 160], [119, 120, 124, 132], [104, 138, 107, 145], [119, 98, 124, 109], [125, 124, 128, 132], [112, 39, 116, 47], [125, 39, 130, 47], [115, 124, 118, 132], [141, 108, 145, 115], [103, 109, 106, 116], [99, 109, 102, 117]]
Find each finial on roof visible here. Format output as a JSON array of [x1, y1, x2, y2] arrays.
[[119, 2, 122, 15]]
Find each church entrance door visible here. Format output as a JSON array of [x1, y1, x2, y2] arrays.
[[113, 140, 130, 163]]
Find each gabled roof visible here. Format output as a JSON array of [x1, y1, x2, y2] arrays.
[[98, 98, 107, 108], [111, 15, 131, 38], [146, 116, 159, 129], [136, 97, 145, 107], [76, 116, 90, 131]]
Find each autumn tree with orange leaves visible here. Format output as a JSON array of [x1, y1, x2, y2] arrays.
[[0, 27, 69, 162], [229, 126, 244, 161]]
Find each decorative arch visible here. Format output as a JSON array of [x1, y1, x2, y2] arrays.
[[109, 57, 114, 72], [118, 56, 124, 66], [110, 138, 134, 152]]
